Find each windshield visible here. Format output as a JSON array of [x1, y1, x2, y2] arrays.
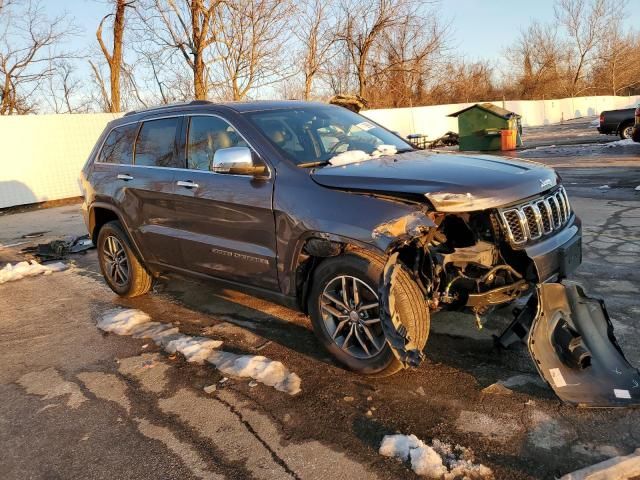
[[244, 105, 413, 166]]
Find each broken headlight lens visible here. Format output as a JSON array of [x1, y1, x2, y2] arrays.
[[424, 192, 475, 209]]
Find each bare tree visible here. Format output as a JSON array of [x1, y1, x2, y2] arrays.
[[295, 0, 336, 100], [0, 0, 77, 114], [510, 22, 563, 99], [95, 0, 134, 112], [555, 0, 619, 96], [367, 11, 447, 107], [45, 60, 90, 113], [213, 0, 291, 100], [138, 0, 223, 100]]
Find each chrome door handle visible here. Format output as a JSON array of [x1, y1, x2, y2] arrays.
[[117, 174, 133, 181], [176, 180, 199, 189]]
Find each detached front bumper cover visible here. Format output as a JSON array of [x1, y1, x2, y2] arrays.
[[530, 281, 640, 407]]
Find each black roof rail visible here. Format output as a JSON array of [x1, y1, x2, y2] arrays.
[[123, 99, 213, 117]]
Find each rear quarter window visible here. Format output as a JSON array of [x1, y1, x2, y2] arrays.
[[98, 124, 138, 164], [134, 118, 181, 168]]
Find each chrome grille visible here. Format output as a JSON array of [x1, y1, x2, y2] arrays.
[[498, 186, 571, 245]]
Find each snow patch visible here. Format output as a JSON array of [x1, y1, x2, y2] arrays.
[[605, 138, 637, 147], [329, 144, 398, 166], [329, 149, 370, 166], [208, 351, 301, 395], [0, 261, 67, 285], [98, 309, 152, 335], [98, 309, 301, 394], [380, 434, 493, 479], [164, 335, 223, 364]]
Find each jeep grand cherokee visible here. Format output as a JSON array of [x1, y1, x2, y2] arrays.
[[80, 100, 639, 407]]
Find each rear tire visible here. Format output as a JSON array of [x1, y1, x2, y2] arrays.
[[308, 252, 429, 376], [97, 220, 152, 297], [619, 123, 634, 140]]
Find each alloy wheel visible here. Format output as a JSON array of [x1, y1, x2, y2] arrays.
[[623, 126, 634, 139], [320, 275, 385, 359], [103, 235, 129, 287]]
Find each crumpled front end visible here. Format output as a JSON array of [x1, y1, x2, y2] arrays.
[[373, 202, 639, 407]]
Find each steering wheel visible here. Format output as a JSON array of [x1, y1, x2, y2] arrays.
[[329, 139, 351, 154]]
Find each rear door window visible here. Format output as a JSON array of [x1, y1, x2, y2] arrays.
[[187, 116, 248, 171], [134, 118, 181, 168], [98, 124, 138, 164]]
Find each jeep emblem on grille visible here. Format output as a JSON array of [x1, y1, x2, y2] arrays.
[[540, 178, 553, 189]]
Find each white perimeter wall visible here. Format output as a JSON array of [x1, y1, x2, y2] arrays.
[[0, 112, 122, 209], [0, 94, 639, 209], [363, 95, 640, 139]]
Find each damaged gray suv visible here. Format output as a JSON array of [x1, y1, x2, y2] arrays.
[[81, 100, 639, 407]]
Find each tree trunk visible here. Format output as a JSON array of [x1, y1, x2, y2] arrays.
[[110, 0, 126, 112]]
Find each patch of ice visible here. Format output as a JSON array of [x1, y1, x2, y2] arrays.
[[0, 261, 67, 285], [635, 185, 640, 191], [589, 119, 600, 127], [208, 351, 301, 395], [97, 309, 151, 335], [598, 185, 610, 189], [380, 434, 493, 479]]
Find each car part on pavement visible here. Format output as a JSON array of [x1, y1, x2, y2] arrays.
[[21, 234, 94, 261], [529, 282, 640, 407]]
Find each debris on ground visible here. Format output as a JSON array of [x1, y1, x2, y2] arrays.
[[481, 383, 513, 395], [379, 434, 493, 479], [248, 380, 258, 388], [0, 260, 67, 285], [416, 386, 427, 396], [203, 384, 217, 394], [97, 308, 301, 395], [21, 231, 49, 238], [208, 351, 301, 395], [343, 396, 355, 402], [559, 448, 640, 479], [21, 234, 94, 261]]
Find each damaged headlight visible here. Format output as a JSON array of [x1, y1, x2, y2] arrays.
[[424, 192, 475, 210]]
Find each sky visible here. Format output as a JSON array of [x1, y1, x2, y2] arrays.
[[54, 0, 640, 60], [35, 0, 640, 103]]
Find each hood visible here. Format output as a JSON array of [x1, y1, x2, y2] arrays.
[[310, 150, 558, 212]]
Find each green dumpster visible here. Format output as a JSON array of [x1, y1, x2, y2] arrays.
[[447, 103, 522, 151]]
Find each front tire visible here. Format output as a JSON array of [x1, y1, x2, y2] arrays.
[[308, 252, 429, 376], [97, 220, 152, 297]]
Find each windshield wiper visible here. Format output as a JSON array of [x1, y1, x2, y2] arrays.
[[298, 160, 331, 168]]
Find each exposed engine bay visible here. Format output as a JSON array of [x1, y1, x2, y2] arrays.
[[374, 206, 640, 408]]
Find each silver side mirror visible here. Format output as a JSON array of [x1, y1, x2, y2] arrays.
[[212, 147, 267, 177]]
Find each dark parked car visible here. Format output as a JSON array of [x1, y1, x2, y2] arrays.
[[597, 107, 636, 139], [80, 100, 639, 406]]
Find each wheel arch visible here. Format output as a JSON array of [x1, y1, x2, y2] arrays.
[[289, 232, 386, 313], [89, 202, 148, 268]]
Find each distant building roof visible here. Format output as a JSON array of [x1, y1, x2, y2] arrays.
[[447, 102, 520, 119]]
